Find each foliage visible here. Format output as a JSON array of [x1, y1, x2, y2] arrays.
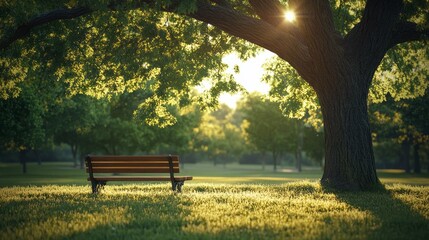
[[46, 94, 100, 163], [262, 57, 323, 130], [302, 126, 325, 165], [263, 47, 428, 131], [370, 92, 429, 170], [0, 85, 45, 151], [192, 104, 247, 164], [371, 42, 429, 103], [0, 1, 258, 125], [239, 94, 297, 167], [151, 104, 202, 154]]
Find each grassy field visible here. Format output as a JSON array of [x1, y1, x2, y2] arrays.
[[1, 162, 429, 239]]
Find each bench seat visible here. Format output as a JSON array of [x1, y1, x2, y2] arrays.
[[88, 176, 193, 181]]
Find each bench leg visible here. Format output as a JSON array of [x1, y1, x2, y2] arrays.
[[91, 180, 97, 193], [91, 180, 106, 194], [172, 181, 184, 192], [177, 181, 184, 192]]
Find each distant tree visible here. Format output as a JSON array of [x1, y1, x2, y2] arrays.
[[0, 86, 45, 173], [399, 93, 429, 173], [302, 126, 325, 168], [151, 105, 202, 157], [370, 93, 429, 173], [193, 104, 246, 166], [240, 94, 298, 171], [47, 94, 100, 168]]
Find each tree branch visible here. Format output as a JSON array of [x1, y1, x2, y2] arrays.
[[344, 0, 403, 77], [209, 0, 232, 9], [190, 1, 311, 76], [285, 0, 343, 85], [248, 0, 306, 54], [248, 0, 285, 27], [390, 21, 429, 48], [0, 7, 93, 50]]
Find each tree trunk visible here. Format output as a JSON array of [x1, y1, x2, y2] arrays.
[[261, 153, 266, 170], [19, 150, 28, 174], [71, 144, 78, 168], [318, 76, 380, 190], [413, 144, 421, 174], [272, 151, 277, 172], [401, 139, 411, 173], [295, 121, 303, 172]]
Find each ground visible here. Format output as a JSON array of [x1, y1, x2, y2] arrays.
[[0, 162, 428, 239]]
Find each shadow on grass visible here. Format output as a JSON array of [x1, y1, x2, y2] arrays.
[[329, 186, 429, 240], [0, 186, 189, 239], [68, 194, 188, 239]]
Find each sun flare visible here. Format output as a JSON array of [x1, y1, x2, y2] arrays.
[[284, 10, 296, 22]]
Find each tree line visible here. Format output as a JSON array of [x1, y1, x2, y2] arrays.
[[1, 84, 427, 174]]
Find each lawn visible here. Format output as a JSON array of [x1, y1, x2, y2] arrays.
[[1, 162, 428, 239]]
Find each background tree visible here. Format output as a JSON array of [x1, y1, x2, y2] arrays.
[[0, 85, 45, 173], [47, 94, 100, 168], [370, 92, 429, 173], [1, 0, 428, 189], [240, 94, 297, 171], [401, 94, 429, 173], [193, 104, 246, 167], [150, 104, 202, 161]]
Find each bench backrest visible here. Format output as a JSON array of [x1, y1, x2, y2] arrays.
[[85, 155, 180, 174]]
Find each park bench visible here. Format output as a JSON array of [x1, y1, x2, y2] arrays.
[[85, 155, 192, 193]]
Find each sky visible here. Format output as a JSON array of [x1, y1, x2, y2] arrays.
[[219, 50, 276, 108]]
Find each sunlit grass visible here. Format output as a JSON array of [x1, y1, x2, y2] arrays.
[[1, 183, 428, 240], [1, 162, 428, 239]]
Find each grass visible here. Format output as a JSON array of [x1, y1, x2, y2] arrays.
[[1, 162, 429, 239]]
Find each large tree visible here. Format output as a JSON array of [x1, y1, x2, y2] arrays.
[[1, 0, 428, 190]]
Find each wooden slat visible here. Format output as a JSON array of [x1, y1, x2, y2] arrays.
[[87, 155, 179, 162], [86, 167, 179, 173], [88, 176, 193, 181], [90, 162, 179, 168]]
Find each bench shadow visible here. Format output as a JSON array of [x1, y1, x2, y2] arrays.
[[325, 185, 429, 240]]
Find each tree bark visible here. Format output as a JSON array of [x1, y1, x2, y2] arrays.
[[317, 74, 380, 190]]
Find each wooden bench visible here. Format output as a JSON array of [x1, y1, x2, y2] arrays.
[[85, 155, 192, 193]]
